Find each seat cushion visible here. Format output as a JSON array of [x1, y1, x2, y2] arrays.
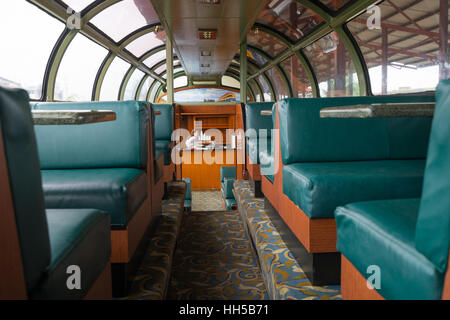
[[247, 138, 271, 164], [30, 209, 110, 299], [335, 199, 445, 299], [283, 160, 426, 218], [155, 140, 172, 165], [225, 198, 236, 210], [183, 178, 191, 200], [221, 179, 235, 199], [41, 168, 148, 227]]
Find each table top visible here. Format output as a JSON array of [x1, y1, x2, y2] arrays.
[[32, 110, 116, 125], [320, 103, 435, 119]]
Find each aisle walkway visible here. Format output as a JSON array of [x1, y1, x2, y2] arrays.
[[167, 210, 268, 300]]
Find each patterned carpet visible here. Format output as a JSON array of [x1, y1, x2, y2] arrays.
[[167, 210, 268, 300], [234, 180, 342, 300], [191, 190, 223, 211], [125, 182, 186, 300]]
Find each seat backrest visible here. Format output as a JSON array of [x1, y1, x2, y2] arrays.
[[0, 87, 51, 293], [416, 80, 450, 274], [220, 166, 236, 181], [30, 101, 150, 169], [245, 102, 274, 137], [152, 104, 174, 141], [278, 95, 434, 165]]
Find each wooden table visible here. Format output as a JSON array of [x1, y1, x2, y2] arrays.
[[32, 110, 116, 125], [320, 103, 435, 118]]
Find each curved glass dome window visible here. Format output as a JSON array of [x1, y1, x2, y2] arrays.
[[257, 75, 273, 101], [304, 32, 359, 97], [266, 68, 289, 100], [125, 30, 166, 58], [222, 75, 240, 89], [143, 50, 166, 68], [163, 65, 183, 78], [247, 29, 288, 57], [90, 0, 160, 42], [62, 0, 96, 12], [124, 69, 145, 100], [138, 76, 154, 101], [100, 57, 130, 100], [0, 1, 64, 99], [55, 34, 108, 101], [318, 0, 352, 12], [280, 55, 313, 98], [247, 48, 267, 66], [158, 87, 241, 103], [174, 76, 188, 88], [256, 0, 324, 41], [348, 0, 443, 95]]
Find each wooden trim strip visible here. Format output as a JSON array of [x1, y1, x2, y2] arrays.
[[110, 198, 151, 263], [83, 262, 112, 300]]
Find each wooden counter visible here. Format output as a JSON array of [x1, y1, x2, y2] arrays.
[[181, 149, 236, 190]]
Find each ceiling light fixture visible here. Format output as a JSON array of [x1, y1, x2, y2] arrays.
[[199, 29, 217, 40]]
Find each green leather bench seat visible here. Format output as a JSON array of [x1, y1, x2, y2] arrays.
[[335, 199, 445, 300], [41, 168, 148, 227], [259, 140, 274, 183], [225, 198, 237, 210], [277, 96, 434, 217], [283, 160, 426, 218], [30, 101, 150, 228], [31, 209, 111, 299], [220, 167, 236, 210], [245, 102, 273, 164], [183, 178, 191, 209], [155, 139, 172, 165], [0, 87, 111, 299], [153, 104, 174, 166]]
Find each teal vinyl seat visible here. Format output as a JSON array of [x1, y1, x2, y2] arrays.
[[245, 102, 273, 164], [278, 95, 434, 218], [153, 104, 174, 165], [335, 199, 444, 299], [0, 87, 111, 299], [283, 160, 426, 218], [220, 166, 236, 210], [335, 80, 450, 300], [41, 168, 148, 227], [30, 101, 150, 228], [183, 178, 191, 209]]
